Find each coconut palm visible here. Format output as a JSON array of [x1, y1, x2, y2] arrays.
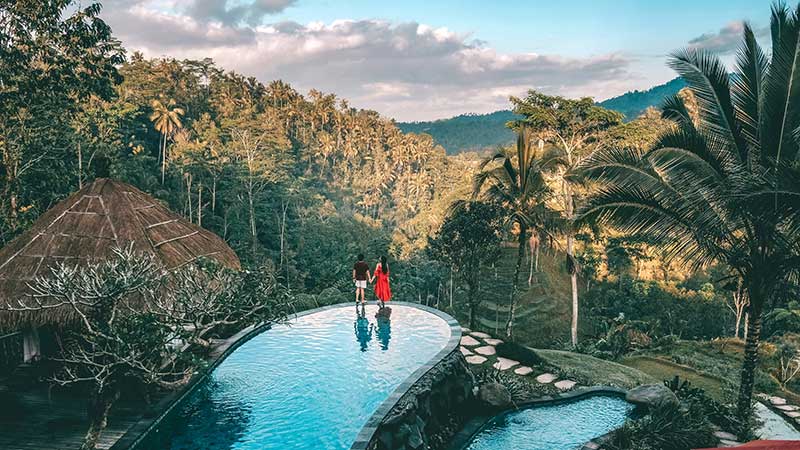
[[579, 3, 800, 421], [473, 127, 560, 339], [149, 98, 185, 184]]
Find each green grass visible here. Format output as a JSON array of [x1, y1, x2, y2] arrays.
[[536, 348, 655, 389], [622, 356, 727, 400]]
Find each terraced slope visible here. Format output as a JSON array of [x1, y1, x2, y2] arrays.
[[471, 247, 573, 347]]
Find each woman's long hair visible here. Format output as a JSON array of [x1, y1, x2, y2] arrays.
[[380, 256, 389, 275]]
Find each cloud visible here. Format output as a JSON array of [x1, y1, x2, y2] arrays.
[[187, 0, 297, 26], [100, 3, 642, 121], [688, 21, 768, 54]]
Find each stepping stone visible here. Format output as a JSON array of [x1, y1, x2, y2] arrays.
[[756, 393, 771, 401], [461, 327, 471, 333], [719, 439, 741, 447], [514, 366, 533, 376], [461, 336, 480, 346], [777, 404, 800, 411], [583, 443, 600, 450], [770, 396, 787, 405], [466, 355, 487, 365], [460, 346, 473, 356], [536, 373, 557, 384], [492, 357, 520, 371], [484, 338, 504, 346], [713, 431, 737, 441], [470, 331, 491, 339], [784, 411, 800, 418], [474, 345, 496, 356], [554, 380, 577, 391]]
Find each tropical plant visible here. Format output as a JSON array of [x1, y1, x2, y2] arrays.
[[511, 92, 623, 347], [579, 3, 800, 420], [472, 127, 559, 339], [427, 201, 503, 328], [149, 98, 185, 184]]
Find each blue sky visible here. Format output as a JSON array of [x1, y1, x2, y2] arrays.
[[102, 0, 777, 120]]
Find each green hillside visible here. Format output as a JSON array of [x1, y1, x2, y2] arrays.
[[397, 110, 519, 155], [451, 246, 574, 348], [597, 77, 686, 121], [397, 77, 685, 154]]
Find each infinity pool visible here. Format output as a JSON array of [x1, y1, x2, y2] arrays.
[[137, 304, 452, 450], [464, 395, 634, 450]]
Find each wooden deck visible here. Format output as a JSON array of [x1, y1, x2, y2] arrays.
[[0, 365, 156, 450]]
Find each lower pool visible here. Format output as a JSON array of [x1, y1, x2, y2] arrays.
[[135, 303, 452, 450], [464, 395, 634, 450]]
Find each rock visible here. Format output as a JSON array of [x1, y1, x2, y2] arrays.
[[466, 355, 487, 365], [785, 411, 800, 418], [625, 384, 680, 408], [514, 366, 533, 376], [535, 373, 557, 384], [478, 382, 512, 408], [461, 327, 471, 333], [776, 404, 799, 411], [554, 380, 577, 391], [713, 431, 738, 441], [583, 442, 600, 449], [492, 357, 519, 371], [484, 338, 504, 346], [459, 346, 473, 356], [719, 439, 742, 447], [474, 345, 497, 356], [470, 331, 492, 339], [460, 336, 480, 346], [769, 396, 787, 405], [756, 393, 771, 401]]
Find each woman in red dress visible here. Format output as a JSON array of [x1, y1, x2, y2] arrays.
[[371, 255, 392, 307]]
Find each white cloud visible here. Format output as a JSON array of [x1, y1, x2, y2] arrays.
[[688, 21, 769, 54], [100, 3, 642, 121]]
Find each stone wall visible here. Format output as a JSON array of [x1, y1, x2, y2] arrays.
[[368, 350, 476, 450]]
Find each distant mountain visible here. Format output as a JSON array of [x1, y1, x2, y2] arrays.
[[597, 77, 686, 121], [398, 78, 686, 154], [397, 110, 520, 155]]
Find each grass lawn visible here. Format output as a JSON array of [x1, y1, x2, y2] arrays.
[[622, 355, 727, 400], [536, 348, 655, 389]]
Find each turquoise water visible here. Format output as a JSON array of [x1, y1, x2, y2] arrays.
[[137, 304, 451, 450], [464, 395, 634, 450]]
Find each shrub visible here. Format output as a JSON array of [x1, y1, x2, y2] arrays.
[[495, 342, 545, 367], [605, 401, 716, 450]]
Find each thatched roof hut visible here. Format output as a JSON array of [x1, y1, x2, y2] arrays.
[[0, 178, 240, 332]]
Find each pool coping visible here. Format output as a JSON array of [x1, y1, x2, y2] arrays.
[[350, 301, 463, 450], [446, 386, 630, 450], [111, 301, 460, 450]]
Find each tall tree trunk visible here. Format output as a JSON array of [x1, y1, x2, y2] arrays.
[[197, 182, 202, 226], [507, 223, 527, 340], [160, 132, 166, 184], [77, 141, 83, 189], [211, 176, 217, 212], [81, 388, 120, 450], [564, 183, 579, 348], [736, 299, 763, 421]]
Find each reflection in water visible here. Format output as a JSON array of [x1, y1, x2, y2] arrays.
[[139, 380, 252, 449], [375, 307, 392, 351], [354, 304, 373, 352]]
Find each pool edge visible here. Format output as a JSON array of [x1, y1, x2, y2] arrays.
[[112, 301, 460, 450], [350, 302, 463, 450]]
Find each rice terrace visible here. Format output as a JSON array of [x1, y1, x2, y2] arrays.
[[2, 1, 800, 449]]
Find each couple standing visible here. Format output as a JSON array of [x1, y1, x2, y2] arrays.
[[353, 253, 392, 306]]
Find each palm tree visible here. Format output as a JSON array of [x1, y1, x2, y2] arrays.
[[473, 127, 559, 339], [579, 3, 800, 421], [149, 98, 185, 184]]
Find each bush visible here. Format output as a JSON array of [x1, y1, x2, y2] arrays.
[[495, 342, 545, 367], [605, 401, 716, 450]]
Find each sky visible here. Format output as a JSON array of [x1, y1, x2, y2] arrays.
[[99, 0, 776, 121]]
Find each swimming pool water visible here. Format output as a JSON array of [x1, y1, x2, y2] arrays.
[[464, 395, 634, 450], [138, 304, 452, 450]]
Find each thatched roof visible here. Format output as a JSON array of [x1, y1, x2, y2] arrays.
[[0, 178, 240, 330]]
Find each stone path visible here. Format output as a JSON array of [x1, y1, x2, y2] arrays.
[[457, 329, 578, 391], [755, 393, 800, 431]]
